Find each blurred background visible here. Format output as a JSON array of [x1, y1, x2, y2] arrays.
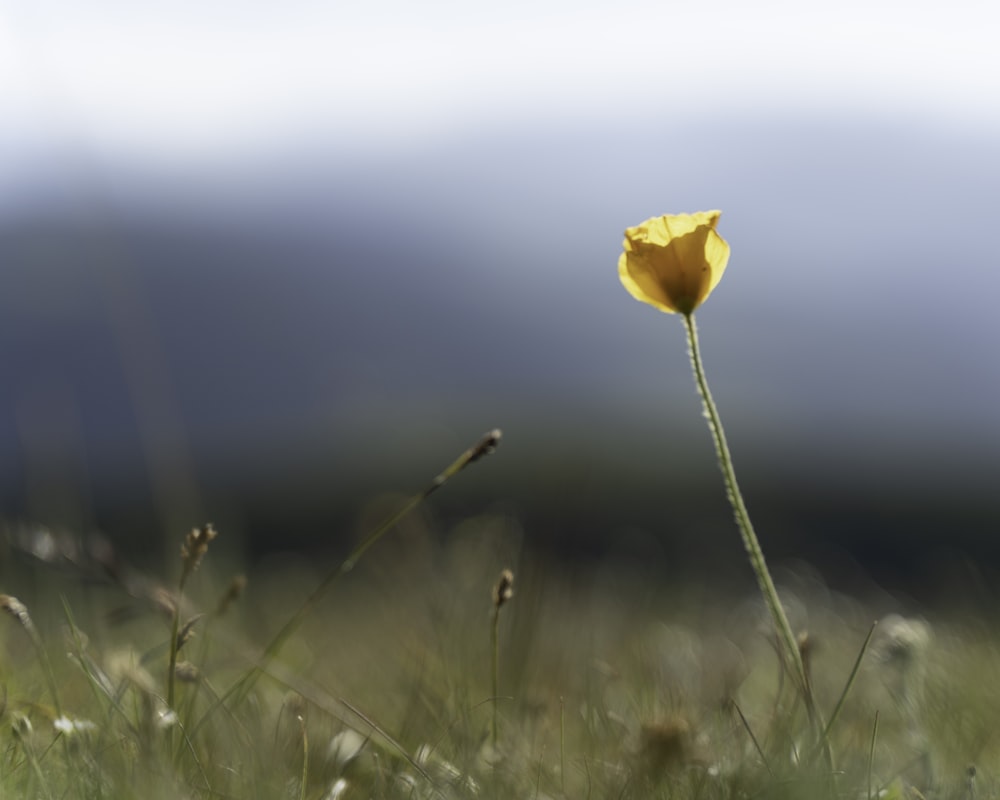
[[1, 1, 998, 599]]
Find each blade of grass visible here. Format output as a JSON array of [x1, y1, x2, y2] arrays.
[[732, 700, 773, 777], [560, 696, 567, 795], [868, 711, 879, 800], [811, 620, 878, 763], [298, 714, 309, 800], [260, 658, 435, 785], [13, 721, 55, 800], [0, 595, 62, 718], [60, 596, 146, 745]]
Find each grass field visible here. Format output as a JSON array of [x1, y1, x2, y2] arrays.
[[1, 502, 998, 800]]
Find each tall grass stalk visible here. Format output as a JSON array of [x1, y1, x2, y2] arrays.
[[490, 568, 514, 749], [13, 716, 54, 800], [1, 595, 61, 718], [298, 712, 309, 800], [868, 711, 880, 800], [818, 621, 878, 753], [168, 525, 217, 710], [218, 429, 502, 711]]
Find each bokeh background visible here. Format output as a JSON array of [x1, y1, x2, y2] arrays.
[[1, 1, 998, 598]]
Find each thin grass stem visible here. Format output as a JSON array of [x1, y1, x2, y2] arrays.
[[560, 696, 567, 795], [732, 700, 773, 777], [0, 595, 61, 718], [251, 430, 498, 703], [490, 568, 513, 752], [298, 713, 309, 800], [169, 525, 216, 711], [166, 595, 183, 710], [491, 602, 501, 749], [868, 711, 880, 800], [817, 621, 878, 753], [15, 725, 54, 800], [193, 430, 501, 731]]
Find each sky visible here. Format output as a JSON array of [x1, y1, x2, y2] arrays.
[[1, 1, 999, 566], [3, 0, 1000, 161]]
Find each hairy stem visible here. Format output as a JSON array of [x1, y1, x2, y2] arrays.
[[682, 313, 828, 755]]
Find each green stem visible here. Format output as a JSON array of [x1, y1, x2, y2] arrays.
[[491, 604, 500, 749], [681, 313, 826, 746], [207, 430, 502, 715], [167, 580, 184, 710]]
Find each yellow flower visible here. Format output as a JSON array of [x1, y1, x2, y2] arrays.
[[618, 211, 730, 315]]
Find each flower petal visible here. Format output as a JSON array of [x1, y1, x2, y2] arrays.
[[618, 212, 730, 315]]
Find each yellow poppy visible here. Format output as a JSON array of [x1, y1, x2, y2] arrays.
[[618, 211, 730, 315]]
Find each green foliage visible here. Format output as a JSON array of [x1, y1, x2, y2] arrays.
[[0, 514, 996, 800]]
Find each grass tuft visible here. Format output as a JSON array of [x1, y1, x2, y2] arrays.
[[0, 534, 996, 799]]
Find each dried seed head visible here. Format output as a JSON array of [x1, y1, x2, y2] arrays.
[[216, 574, 247, 616], [176, 614, 204, 652], [151, 586, 178, 619], [0, 594, 39, 640], [180, 524, 217, 582], [493, 569, 514, 610], [174, 661, 201, 683], [107, 649, 157, 695], [470, 429, 502, 463]]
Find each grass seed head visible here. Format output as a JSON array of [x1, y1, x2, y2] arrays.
[[108, 649, 157, 696], [470, 429, 502, 463], [0, 594, 38, 638], [216, 574, 247, 615], [493, 569, 514, 610], [180, 523, 217, 582], [174, 661, 201, 683], [177, 614, 205, 652], [150, 586, 179, 621]]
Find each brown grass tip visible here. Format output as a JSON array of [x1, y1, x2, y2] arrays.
[[216, 574, 247, 615], [176, 614, 205, 652], [492, 569, 514, 609], [181, 523, 218, 577], [0, 594, 37, 636], [470, 429, 503, 463], [174, 661, 201, 684]]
